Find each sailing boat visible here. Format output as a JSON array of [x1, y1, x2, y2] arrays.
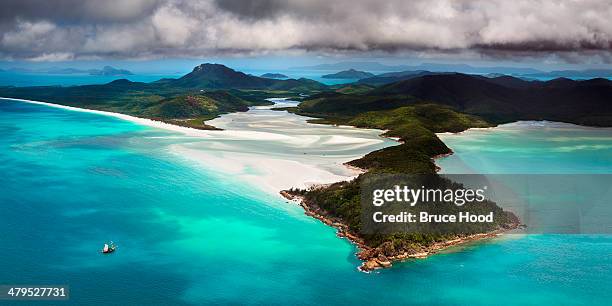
[[101, 241, 117, 254]]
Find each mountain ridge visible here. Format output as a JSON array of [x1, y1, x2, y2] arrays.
[[293, 61, 546, 75], [170, 63, 325, 91], [296, 73, 612, 126], [322, 69, 375, 79]]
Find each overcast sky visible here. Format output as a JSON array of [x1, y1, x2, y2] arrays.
[[0, 0, 610, 65]]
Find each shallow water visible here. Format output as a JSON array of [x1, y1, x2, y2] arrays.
[[1, 100, 611, 305], [172, 98, 396, 191], [438, 121, 612, 174]]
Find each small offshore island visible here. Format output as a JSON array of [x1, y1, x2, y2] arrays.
[[261, 73, 289, 79], [2, 63, 611, 271], [322, 69, 375, 79]]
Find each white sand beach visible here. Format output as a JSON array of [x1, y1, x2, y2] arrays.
[[2, 97, 397, 194], [169, 99, 397, 193]]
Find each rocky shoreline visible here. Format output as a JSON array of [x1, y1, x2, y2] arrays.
[[280, 189, 521, 272], [432, 151, 454, 172]]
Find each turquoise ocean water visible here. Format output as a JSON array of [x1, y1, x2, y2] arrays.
[[437, 121, 612, 174], [1, 100, 611, 305], [0, 72, 183, 87]]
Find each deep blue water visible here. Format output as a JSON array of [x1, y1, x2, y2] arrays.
[[1, 100, 611, 305]]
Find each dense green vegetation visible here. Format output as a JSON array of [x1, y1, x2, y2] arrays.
[[369, 73, 612, 126], [286, 103, 517, 254], [294, 92, 419, 118], [143, 92, 256, 129], [346, 104, 491, 172], [289, 96, 491, 171], [147, 91, 251, 118], [296, 174, 518, 250], [329, 83, 376, 95]]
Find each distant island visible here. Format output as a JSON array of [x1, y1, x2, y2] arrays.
[[322, 69, 375, 79], [88, 66, 133, 76], [2, 63, 612, 271], [293, 61, 410, 71], [46, 67, 86, 74], [260, 73, 289, 79], [294, 61, 544, 75], [523, 69, 612, 79], [1, 65, 133, 76]]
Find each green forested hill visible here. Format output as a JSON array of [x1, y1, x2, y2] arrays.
[[371, 73, 612, 126]]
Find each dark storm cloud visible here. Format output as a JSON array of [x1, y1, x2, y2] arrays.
[[0, 0, 610, 61], [0, 0, 161, 24], [214, 0, 289, 19]]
